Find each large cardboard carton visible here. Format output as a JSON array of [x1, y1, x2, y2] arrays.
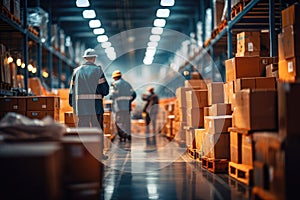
[[186, 107, 204, 128], [278, 57, 300, 82], [176, 87, 193, 108], [233, 89, 277, 131], [225, 56, 261, 82], [0, 143, 63, 200], [210, 103, 232, 116], [27, 96, 60, 111], [281, 25, 300, 59], [0, 96, 27, 112], [278, 81, 300, 138], [184, 79, 207, 89]]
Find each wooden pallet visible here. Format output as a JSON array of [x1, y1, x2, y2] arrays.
[[211, 28, 219, 39], [187, 148, 202, 160], [252, 186, 277, 200], [201, 156, 228, 173], [218, 19, 227, 32], [1, 6, 21, 25], [229, 161, 253, 186]]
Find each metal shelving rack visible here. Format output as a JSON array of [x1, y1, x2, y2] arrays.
[[0, 0, 77, 96], [184, 0, 281, 81]]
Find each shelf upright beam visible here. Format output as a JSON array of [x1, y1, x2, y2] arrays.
[[47, 2, 53, 89], [210, 0, 215, 31], [23, 0, 29, 93], [200, 0, 206, 44], [269, 0, 277, 57], [227, 0, 232, 59], [37, 42, 42, 80], [57, 22, 62, 88]]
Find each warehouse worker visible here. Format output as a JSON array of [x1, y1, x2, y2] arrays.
[[142, 86, 159, 134], [110, 70, 136, 142], [69, 48, 109, 158]]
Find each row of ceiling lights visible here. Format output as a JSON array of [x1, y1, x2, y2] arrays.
[[76, 0, 116, 61], [143, 0, 175, 65]]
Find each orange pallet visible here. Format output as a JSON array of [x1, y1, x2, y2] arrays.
[[229, 161, 253, 186], [211, 28, 219, 39], [218, 19, 227, 32], [231, 2, 243, 19], [201, 156, 228, 173]]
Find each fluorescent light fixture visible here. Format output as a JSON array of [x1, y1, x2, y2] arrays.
[[147, 41, 158, 48], [89, 20, 101, 28], [156, 9, 170, 18], [149, 34, 161, 42], [31, 67, 37, 74], [160, 0, 175, 7], [16, 58, 22, 66], [153, 19, 166, 27], [82, 10, 96, 19], [107, 52, 116, 61], [146, 50, 156, 57], [97, 35, 108, 42], [28, 64, 33, 72], [143, 56, 153, 65], [7, 56, 13, 64], [93, 28, 105, 35], [105, 47, 115, 54], [101, 41, 111, 48], [21, 63, 25, 68], [76, 0, 90, 7], [151, 27, 163, 35]]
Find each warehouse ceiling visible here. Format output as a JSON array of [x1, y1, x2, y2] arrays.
[[31, 0, 210, 70]]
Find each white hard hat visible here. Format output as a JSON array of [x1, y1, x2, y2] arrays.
[[83, 48, 98, 58]]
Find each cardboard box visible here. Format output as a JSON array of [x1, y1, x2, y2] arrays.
[[260, 57, 278, 76], [0, 111, 26, 119], [255, 77, 276, 89], [0, 143, 63, 200], [230, 131, 242, 163], [204, 106, 211, 116], [203, 132, 230, 159], [281, 3, 300, 27], [185, 127, 197, 149], [26, 110, 59, 121], [176, 87, 193, 108], [233, 89, 277, 131], [266, 64, 278, 78], [207, 82, 224, 105], [236, 31, 260, 56], [186, 108, 204, 128], [235, 78, 256, 92], [64, 112, 78, 124], [27, 96, 60, 111], [204, 115, 232, 134], [61, 135, 102, 184], [179, 107, 187, 122], [210, 103, 232, 116], [281, 25, 300, 59], [278, 57, 300, 82], [184, 79, 208, 89], [0, 96, 27, 111], [185, 90, 208, 108], [225, 56, 261, 82], [242, 134, 254, 166], [195, 128, 206, 151], [278, 81, 300, 138], [224, 81, 235, 104]]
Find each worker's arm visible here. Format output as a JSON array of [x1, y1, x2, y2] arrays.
[[96, 68, 109, 96]]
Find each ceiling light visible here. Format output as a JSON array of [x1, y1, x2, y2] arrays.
[[93, 28, 105, 35], [101, 42, 111, 48], [147, 41, 158, 48], [16, 58, 22, 66], [89, 20, 101, 28], [149, 35, 161, 42], [107, 52, 116, 61], [160, 0, 175, 7], [151, 27, 163, 35], [76, 0, 90, 7], [21, 63, 25, 68], [82, 10, 96, 19], [146, 50, 156, 57], [156, 9, 170, 18], [7, 56, 13, 64], [153, 19, 166, 27], [31, 67, 37, 74], [97, 35, 108, 42], [105, 47, 115, 54], [28, 64, 33, 72], [143, 56, 153, 65], [42, 71, 49, 78]]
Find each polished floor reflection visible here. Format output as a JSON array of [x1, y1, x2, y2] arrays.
[[100, 133, 251, 200]]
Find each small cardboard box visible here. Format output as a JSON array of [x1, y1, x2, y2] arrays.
[[203, 132, 230, 159], [225, 56, 261, 82], [278, 57, 300, 82], [64, 112, 78, 124], [26, 110, 59, 121], [204, 115, 232, 134], [281, 25, 300, 59], [207, 82, 224, 105], [233, 89, 277, 131], [176, 87, 193, 108], [236, 31, 260, 56], [184, 79, 208, 89], [186, 108, 204, 128], [210, 103, 232, 116], [281, 3, 300, 27], [186, 90, 208, 108], [223, 81, 235, 104]]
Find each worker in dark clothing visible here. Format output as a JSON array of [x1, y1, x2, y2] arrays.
[[142, 86, 159, 134], [69, 48, 109, 158], [110, 70, 136, 142]]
